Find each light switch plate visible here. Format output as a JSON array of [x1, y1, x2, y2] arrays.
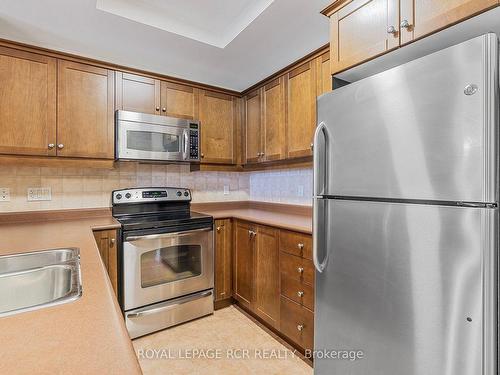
[[0, 188, 10, 202], [297, 185, 304, 197], [27, 187, 52, 201], [223, 185, 230, 195]]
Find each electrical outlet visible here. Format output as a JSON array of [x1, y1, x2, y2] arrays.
[[27, 187, 52, 201], [223, 185, 230, 195], [0, 188, 10, 202], [297, 185, 304, 197]]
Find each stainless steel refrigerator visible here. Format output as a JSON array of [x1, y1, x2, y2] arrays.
[[313, 33, 498, 375]]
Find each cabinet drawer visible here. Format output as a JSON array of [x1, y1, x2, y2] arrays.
[[281, 274, 314, 311], [280, 296, 314, 350], [280, 252, 314, 285], [280, 230, 312, 260]]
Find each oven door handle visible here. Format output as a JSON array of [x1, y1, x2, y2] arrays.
[[125, 227, 212, 242], [127, 290, 213, 319]]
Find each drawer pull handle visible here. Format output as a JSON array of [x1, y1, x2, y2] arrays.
[[297, 324, 304, 331], [297, 291, 304, 297], [297, 267, 304, 274], [297, 243, 304, 250]]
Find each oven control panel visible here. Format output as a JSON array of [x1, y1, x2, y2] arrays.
[[112, 187, 191, 204]]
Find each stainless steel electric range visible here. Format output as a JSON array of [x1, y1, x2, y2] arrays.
[[112, 187, 214, 339]]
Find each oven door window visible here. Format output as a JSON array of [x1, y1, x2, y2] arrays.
[[127, 130, 180, 153], [140, 245, 202, 288]]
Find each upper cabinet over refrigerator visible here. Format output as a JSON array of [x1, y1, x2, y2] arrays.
[[315, 33, 498, 204]]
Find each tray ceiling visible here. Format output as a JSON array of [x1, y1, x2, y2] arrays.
[[0, 0, 331, 91]]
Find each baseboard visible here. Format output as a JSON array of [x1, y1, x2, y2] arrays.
[[214, 297, 234, 310]]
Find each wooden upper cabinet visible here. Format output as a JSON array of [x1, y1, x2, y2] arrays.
[[198, 90, 237, 164], [262, 78, 285, 162], [328, 0, 400, 74], [234, 221, 255, 309], [214, 219, 233, 302], [244, 89, 262, 164], [254, 225, 280, 328], [116, 72, 160, 115], [286, 61, 317, 159], [160, 81, 199, 119], [316, 52, 332, 96], [57, 61, 115, 159], [0, 47, 56, 157], [400, 0, 499, 44]]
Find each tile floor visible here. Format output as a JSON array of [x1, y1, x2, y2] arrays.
[[133, 305, 313, 375]]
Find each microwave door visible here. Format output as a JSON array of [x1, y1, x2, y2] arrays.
[[118, 121, 185, 161]]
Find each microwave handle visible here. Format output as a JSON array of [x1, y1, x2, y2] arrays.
[[182, 129, 189, 160]]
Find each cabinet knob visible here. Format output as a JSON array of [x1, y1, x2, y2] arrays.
[[297, 324, 304, 331], [155, 106, 160, 111], [257, 153, 260, 157], [248, 230, 256, 237], [216, 226, 221, 232], [400, 19, 411, 29], [297, 291, 304, 297], [297, 267, 304, 274], [310, 143, 314, 151], [387, 26, 397, 35], [110, 238, 115, 246], [162, 107, 166, 112], [297, 243, 304, 250], [201, 153, 205, 158], [57, 144, 64, 149], [48, 143, 55, 150]]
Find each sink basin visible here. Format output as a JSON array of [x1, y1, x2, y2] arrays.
[[0, 248, 82, 317]]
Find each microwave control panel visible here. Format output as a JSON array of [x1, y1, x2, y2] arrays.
[[189, 123, 200, 160]]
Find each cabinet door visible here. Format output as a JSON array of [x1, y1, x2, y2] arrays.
[[286, 61, 317, 159], [254, 225, 280, 328], [160, 81, 199, 119], [330, 0, 399, 74], [263, 78, 285, 162], [57, 61, 115, 159], [214, 219, 233, 302], [234, 221, 255, 309], [0, 47, 56, 156], [93, 229, 118, 295], [400, 0, 498, 44], [199, 90, 237, 164], [316, 51, 332, 96], [116, 72, 160, 115], [57, 60, 115, 159], [244, 89, 262, 164]]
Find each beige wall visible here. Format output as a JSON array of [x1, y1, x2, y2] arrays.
[[0, 163, 250, 212]]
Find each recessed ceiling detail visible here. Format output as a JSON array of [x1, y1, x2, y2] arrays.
[[96, 0, 275, 48]]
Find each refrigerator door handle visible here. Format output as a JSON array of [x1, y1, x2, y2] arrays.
[[313, 122, 328, 197], [313, 197, 329, 273]]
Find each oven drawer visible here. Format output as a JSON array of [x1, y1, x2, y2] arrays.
[[125, 290, 214, 339]]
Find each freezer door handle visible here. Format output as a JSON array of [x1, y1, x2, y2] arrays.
[[313, 122, 329, 196], [313, 198, 329, 273]]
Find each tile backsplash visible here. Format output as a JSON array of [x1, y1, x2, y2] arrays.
[[249, 168, 313, 206], [0, 163, 313, 212], [0, 163, 249, 212]]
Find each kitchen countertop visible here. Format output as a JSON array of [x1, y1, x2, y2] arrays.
[[0, 214, 142, 375], [192, 201, 312, 234]]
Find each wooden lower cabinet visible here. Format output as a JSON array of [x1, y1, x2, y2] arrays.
[[214, 219, 233, 302], [254, 225, 280, 328], [219, 220, 314, 351], [93, 229, 118, 295], [233, 221, 255, 309]]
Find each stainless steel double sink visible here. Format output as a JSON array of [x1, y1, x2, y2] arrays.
[[0, 248, 82, 317]]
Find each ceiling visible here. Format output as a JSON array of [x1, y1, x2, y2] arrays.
[[0, 0, 331, 91]]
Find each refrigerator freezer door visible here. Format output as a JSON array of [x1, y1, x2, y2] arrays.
[[314, 199, 497, 375], [315, 33, 498, 203]]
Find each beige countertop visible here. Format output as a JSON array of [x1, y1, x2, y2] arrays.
[[0, 214, 141, 375], [193, 202, 312, 234]]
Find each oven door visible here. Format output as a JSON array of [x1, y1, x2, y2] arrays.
[[117, 120, 190, 162], [122, 227, 213, 311]]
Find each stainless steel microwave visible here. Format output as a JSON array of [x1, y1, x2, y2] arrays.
[[116, 110, 200, 162]]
